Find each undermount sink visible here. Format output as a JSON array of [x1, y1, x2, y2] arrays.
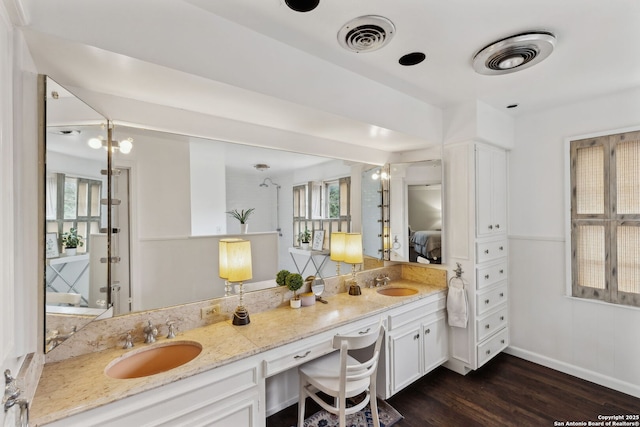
[[377, 287, 419, 297], [105, 340, 202, 379]]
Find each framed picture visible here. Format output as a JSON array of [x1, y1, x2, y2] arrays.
[[312, 230, 325, 251], [45, 232, 59, 258]]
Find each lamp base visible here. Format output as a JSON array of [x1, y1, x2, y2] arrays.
[[232, 305, 251, 326], [348, 283, 361, 296]]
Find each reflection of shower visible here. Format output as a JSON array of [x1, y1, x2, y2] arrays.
[[259, 178, 282, 236]]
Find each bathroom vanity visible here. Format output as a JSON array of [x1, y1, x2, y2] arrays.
[[31, 278, 447, 427]]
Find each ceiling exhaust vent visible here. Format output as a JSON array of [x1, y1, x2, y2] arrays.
[[338, 16, 395, 53], [473, 31, 556, 75]]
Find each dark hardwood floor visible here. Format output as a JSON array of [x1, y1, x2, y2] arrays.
[[266, 353, 640, 426]]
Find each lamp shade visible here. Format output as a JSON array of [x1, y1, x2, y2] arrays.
[[219, 238, 242, 279], [344, 233, 363, 264], [330, 232, 346, 262], [226, 240, 253, 282]]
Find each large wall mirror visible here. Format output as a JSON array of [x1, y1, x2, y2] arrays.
[[43, 76, 378, 352]]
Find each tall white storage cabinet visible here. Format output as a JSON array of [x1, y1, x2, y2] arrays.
[[444, 141, 509, 375]]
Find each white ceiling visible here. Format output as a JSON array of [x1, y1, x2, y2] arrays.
[[17, 0, 640, 154]]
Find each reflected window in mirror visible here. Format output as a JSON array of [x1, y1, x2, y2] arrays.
[[292, 177, 351, 249], [45, 172, 103, 256]]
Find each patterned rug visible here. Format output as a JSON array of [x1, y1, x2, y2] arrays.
[[298, 399, 403, 427]]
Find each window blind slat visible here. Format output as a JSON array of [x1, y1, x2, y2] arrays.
[[576, 225, 606, 289], [616, 140, 640, 215], [617, 225, 640, 294], [576, 146, 604, 215]]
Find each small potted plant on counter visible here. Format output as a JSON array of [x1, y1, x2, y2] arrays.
[[61, 228, 84, 256], [298, 228, 312, 249], [226, 208, 255, 234], [276, 269, 290, 287], [286, 273, 303, 308]]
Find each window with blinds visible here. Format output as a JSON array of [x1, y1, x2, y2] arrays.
[[570, 131, 640, 307]]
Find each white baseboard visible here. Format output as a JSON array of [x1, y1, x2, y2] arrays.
[[265, 396, 298, 418], [505, 346, 640, 399]]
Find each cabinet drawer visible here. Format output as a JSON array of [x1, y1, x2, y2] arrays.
[[477, 328, 509, 367], [476, 261, 507, 289], [263, 339, 333, 377], [476, 306, 508, 342], [387, 296, 446, 331], [476, 239, 507, 264], [476, 282, 508, 316]]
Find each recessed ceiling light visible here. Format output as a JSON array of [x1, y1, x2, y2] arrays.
[[254, 163, 270, 171], [284, 0, 319, 12], [506, 104, 519, 109], [399, 52, 426, 66]]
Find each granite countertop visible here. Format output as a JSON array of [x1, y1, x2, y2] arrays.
[[30, 280, 446, 426]]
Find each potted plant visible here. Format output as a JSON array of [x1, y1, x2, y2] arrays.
[[226, 208, 255, 234], [276, 269, 290, 287], [61, 228, 84, 256], [298, 228, 312, 249], [285, 273, 303, 308]]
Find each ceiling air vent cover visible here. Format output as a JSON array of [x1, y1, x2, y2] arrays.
[[473, 31, 556, 75], [338, 15, 395, 53]]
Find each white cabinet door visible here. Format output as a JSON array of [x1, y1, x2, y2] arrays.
[[422, 315, 448, 373], [476, 146, 494, 237], [476, 145, 507, 238], [491, 148, 507, 233], [389, 325, 422, 394]]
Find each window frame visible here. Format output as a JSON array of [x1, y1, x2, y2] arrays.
[[567, 129, 640, 308], [292, 177, 351, 248], [46, 172, 103, 254]]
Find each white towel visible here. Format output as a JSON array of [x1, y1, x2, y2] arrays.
[[447, 278, 468, 328]]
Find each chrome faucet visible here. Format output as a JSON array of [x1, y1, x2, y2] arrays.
[[122, 331, 134, 349], [143, 320, 158, 344], [374, 274, 391, 287], [166, 319, 177, 339]]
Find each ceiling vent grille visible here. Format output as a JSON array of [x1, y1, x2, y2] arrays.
[[473, 31, 556, 75], [338, 16, 395, 53]]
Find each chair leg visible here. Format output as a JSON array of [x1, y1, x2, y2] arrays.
[[370, 385, 380, 427], [298, 379, 306, 427]]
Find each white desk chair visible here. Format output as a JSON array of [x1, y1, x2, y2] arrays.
[[297, 320, 386, 427]]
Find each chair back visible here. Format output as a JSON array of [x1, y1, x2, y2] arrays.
[[332, 320, 385, 384]]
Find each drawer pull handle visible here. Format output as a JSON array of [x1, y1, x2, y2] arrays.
[[488, 225, 493, 230], [358, 328, 371, 335], [485, 299, 490, 304], [414, 334, 420, 340], [294, 351, 311, 359], [484, 249, 489, 254], [485, 324, 490, 329], [495, 224, 500, 229], [486, 349, 491, 355], [500, 292, 504, 297], [500, 316, 505, 321], [425, 328, 431, 334], [499, 246, 504, 251], [499, 269, 504, 274], [485, 274, 490, 280], [501, 339, 505, 344]]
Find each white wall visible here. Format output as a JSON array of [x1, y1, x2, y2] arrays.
[[508, 87, 640, 398]]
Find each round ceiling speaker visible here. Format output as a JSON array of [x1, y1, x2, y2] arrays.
[[338, 15, 395, 53], [472, 31, 556, 75]]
